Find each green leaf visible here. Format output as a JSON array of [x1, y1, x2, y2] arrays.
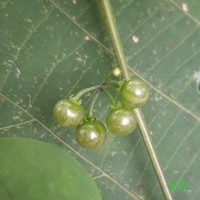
[[0, 0, 200, 199], [0, 137, 102, 200]]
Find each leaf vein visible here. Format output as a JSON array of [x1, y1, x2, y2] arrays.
[[50, 0, 113, 55], [168, 0, 200, 26], [0, 119, 35, 131], [0, 8, 54, 92]]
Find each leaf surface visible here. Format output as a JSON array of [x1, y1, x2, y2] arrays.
[[0, 0, 200, 199], [0, 137, 102, 200]]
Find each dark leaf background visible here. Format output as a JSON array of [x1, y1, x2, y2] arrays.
[[1, 0, 200, 199]]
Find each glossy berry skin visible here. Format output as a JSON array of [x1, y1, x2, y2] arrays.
[[106, 107, 137, 136], [53, 99, 84, 128], [120, 79, 149, 108], [76, 121, 106, 149]]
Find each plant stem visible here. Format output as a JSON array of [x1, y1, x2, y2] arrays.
[[98, 0, 130, 80], [134, 109, 172, 200], [73, 85, 99, 101], [102, 89, 117, 106], [98, 1, 173, 200], [88, 90, 101, 119], [74, 72, 116, 102]]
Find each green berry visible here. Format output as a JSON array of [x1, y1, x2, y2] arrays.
[[76, 120, 106, 149], [53, 99, 84, 128], [120, 79, 149, 108], [106, 106, 137, 136]]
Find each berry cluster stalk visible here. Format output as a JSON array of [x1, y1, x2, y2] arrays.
[[88, 90, 101, 119], [98, 1, 173, 200], [73, 85, 99, 101]]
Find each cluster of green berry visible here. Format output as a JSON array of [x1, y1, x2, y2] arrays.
[[53, 78, 149, 149]]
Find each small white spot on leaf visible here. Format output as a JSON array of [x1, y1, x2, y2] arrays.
[[12, 116, 19, 121], [25, 18, 32, 23], [132, 35, 139, 43], [76, 57, 83, 62], [28, 94, 32, 108], [182, 3, 188, 12], [193, 70, 200, 84], [84, 35, 90, 41], [16, 67, 21, 79]]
